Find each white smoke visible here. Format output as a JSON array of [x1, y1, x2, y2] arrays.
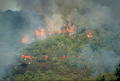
[[15, 0, 112, 31]]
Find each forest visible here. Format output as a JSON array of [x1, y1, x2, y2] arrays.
[[0, 10, 120, 81]]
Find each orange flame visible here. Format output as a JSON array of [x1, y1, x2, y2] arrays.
[[77, 55, 81, 58], [62, 55, 67, 58], [66, 24, 75, 33], [22, 21, 76, 43], [47, 28, 51, 35], [41, 29, 46, 36], [51, 20, 56, 31], [64, 24, 66, 27], [87, 32, 93, 38], [62, 29, 66, 33], [21, 55, 31, 59], [22, 34, 28, 43], [58, 29, 62, 34], [35, 29, 40, 38], [45, 55, 48, 59]]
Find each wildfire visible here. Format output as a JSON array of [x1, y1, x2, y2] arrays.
[[35, 29, 41, 38], [77, 55, 81, 58], [22, 34, 28, 43], [47, 28, 51, 35], [21, 55, 31, 59], [51, 20, 56, 31], [64, 24, 66, 27], [86, 30, 93, 38], [45, 55, 48, 59], [62, 55, 67, 58], [41, 29, 46, 36], [87, 32, 93, 38], [66, 25, 75, 34], [58, 29, 62, 34], [22, 21, 76, 43]]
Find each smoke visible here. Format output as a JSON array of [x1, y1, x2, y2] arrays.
[[80, 45, 120, 76], [15, 0, 112, 31], [14, 0, 120, 76], [0, 10, 41, 80], [68, 44, 120, 76], [92, 0, 120, 22], [0, 0, 120, 79], [0, 0, 19, 11]]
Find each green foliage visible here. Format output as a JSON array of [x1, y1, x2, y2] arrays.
[[21, 61, 28, 67], [95, 72, 117, 81], [24, 75, 32, 81], [24, 70, 35, 78], [115, 63, 120, 81], [3, 27, 120, 81], [54, 75, 67, 80], [16, 75, 24, 81], [46, 70, 54, 77]]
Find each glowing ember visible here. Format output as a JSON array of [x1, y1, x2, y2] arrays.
[[21, 55, 31, 59], [87, 32, 93, 38], [77, 55, 81, 58], [22, 34, 28, 43], [58, 29, 62, 34], [45, 55, 48, 59], [64, 24, 66, 27], [62, 55, 67, 58], [88, 56, 90, 58]]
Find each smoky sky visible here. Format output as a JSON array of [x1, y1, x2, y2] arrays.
[[13, 0, 120, 31], [0, 0, 120, 28], [0, 0, 120, 21], [0, 0, 120, 79], [0, 0, 19, 11], [92, 0, 120, 21]]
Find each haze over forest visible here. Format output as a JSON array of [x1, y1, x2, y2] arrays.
[[0, 0, 120, 80]]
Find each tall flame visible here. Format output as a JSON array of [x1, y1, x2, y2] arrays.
[[41, 29, 46, 36], [22, 21, 76, 43], [22, 34, 28, 43], [35, 29, 40, 38], [66, 24, 75, 33]]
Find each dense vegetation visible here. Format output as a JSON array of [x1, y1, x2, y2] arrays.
[[0, 10, 120, 81], [3, 26, 120, 80]]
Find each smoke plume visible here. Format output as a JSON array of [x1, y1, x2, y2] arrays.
[[69, 45, 120, 76], [0, 0, 120, 79], [0, 0, 19, 11], [15, 0, 120, 76], [0, 10, 40, 80], [16, 0, 112, 31]]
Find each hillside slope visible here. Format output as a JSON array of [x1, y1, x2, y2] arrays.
[[3, 28, 120, 80]]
